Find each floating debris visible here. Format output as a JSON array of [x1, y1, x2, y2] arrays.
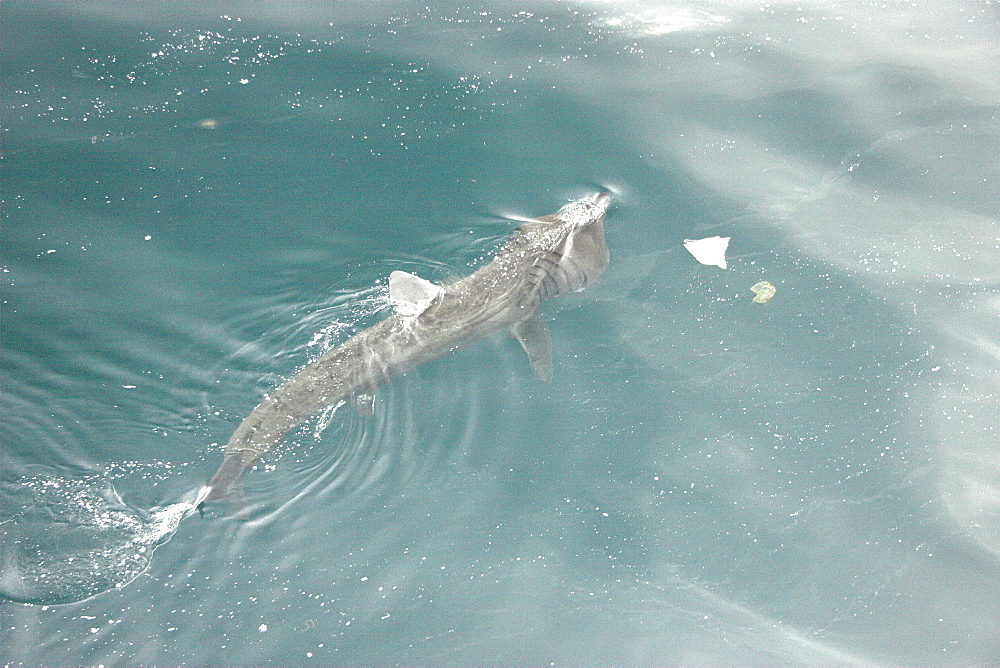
[[750, 281, 776, 303], [684, 236, 730, 269]]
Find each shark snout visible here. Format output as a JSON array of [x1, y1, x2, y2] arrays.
[[590, 191, 611, 219], [554, 192, 612, 226], [589, 191, 611, 215]]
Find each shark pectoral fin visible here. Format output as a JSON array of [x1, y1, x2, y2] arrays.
[[351, 392, 375, 416], [389, 270, 444, 317], [509, 311, 553, 383]]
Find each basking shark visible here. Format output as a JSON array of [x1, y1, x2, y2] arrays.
[[197, 192, 611, 507]]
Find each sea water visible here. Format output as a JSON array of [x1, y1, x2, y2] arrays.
[[2, 1, 999, 663]]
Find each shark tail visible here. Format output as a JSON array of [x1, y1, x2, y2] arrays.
[[197, 451, 256, 516]]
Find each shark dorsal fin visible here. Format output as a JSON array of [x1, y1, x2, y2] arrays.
[[508, 310, 553, 383], [389, 270, 443, 317]]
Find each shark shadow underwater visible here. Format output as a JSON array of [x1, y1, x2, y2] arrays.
[[196, 192, 611, 510]]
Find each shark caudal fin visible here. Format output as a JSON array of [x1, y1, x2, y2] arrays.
[[198, 452, 253, 517], [193, 485, 213, 508], [195, 484, 250, 519]]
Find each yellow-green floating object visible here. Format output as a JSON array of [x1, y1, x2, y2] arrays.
[[750, 281, 776, 303]]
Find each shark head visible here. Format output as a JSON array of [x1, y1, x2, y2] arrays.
[[491, 192, 612, 304], [519, 191, 611, 300], [553, 191, 611, 227]]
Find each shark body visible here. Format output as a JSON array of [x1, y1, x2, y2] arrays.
[[200, 192, 611, 504]]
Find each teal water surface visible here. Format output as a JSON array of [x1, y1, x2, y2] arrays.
[[2, 1, 999, 664]]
